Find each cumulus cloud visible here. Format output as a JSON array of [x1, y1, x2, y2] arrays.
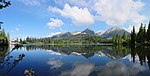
[[47, 18, 64, 29], [94, 0, 146, 25], [47, 58, 63, 69], [48, 4, 94, 26]]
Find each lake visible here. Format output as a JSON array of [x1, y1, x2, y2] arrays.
[[0, 45, 150, 76]]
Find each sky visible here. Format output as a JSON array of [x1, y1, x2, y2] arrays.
[[0, 0, 150, 39]]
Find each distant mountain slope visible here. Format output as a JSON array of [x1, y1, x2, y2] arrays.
[[101, 27, 130, 38], [51, 32, 72, 39], [51, 28, 95, 39], [50, 27, 130, 39], [80, 28, 95, 35]]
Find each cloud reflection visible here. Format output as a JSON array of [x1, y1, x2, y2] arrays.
[[59, 61, 149, 76], [60, 62, 94, 76], [47, 58, 63, 69]]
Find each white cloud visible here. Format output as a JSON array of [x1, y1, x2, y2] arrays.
[[48, 4, 94, 26], [94, 0, 146, 25], [47, 18, 64, 29]]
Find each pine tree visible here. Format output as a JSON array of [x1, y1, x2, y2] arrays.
[[144, 26, 146, 43], [147, 21, 150, 42], [137, 23, 145, 44], [131, 26, 136, 45], [122, 32, 127, 40]]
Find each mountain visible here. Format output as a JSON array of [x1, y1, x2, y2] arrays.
[[50, 27, 129, 39], [51, 32, 72, 39], [80, 28, 95, 35], [51, 28, 95, 39], [101, 27, 130, 38]]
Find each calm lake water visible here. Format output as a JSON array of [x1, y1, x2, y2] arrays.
[[0, 45, 150, 76]]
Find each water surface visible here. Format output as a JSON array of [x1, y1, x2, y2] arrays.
[[0, 45, 150, 76]]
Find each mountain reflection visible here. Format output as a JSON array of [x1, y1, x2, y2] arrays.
[[15, 45, 131, 59], [1, 45, 150, 76], [13, 45, 150, 64]]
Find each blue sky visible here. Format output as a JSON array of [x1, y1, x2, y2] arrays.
[[0, 0, 150, 39]]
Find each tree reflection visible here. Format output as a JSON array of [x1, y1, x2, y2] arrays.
[[0, 46, 25, 75], [14, 45, 132, 60], [131, 46, 150, 69]]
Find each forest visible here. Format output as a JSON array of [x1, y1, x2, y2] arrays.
[[131, 21, 150, 45]]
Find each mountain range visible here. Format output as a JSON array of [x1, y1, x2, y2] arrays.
[[49, 27, 130, 39]]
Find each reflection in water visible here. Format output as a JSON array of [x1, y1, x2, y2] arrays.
[[0, 46, 25, 75], [61, 62, 94, 76], [60, 61, 148, 76], [0, 45, 150, 76], [47, 58, 63, 69], [17, 45, 131, 59], [131, 46, 150, 69]]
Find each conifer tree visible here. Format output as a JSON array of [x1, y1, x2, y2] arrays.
[[147, 21, 150, 42], [131, 26, 136, 45]]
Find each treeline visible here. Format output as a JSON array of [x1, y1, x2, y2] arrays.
[[0, 28, 10, 45], [131, 22, 150, 45], [18, 35, 110, 45], [19, 37, 51, 44], [112, 32, 130, 45]]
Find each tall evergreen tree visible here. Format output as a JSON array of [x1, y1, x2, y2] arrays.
[[137, 23, 145, 44], [144, 26, 146, 43], [122, 32, 127, 40], [131, 26, 136, 45], [147, 21, 150, 42]]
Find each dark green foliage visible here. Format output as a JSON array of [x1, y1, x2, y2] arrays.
[[131, 21, 150, 45], [21, 37, 52, 44], [131, 26, 136, 45], [0, 28, 9, 45], [147, 21, 150, 42], [112, 32, 130, 44], [0, 23, 9, 45], [136, 23, 145, 44], [20, 35, 108, 45], [0, 1, 11, 9]]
